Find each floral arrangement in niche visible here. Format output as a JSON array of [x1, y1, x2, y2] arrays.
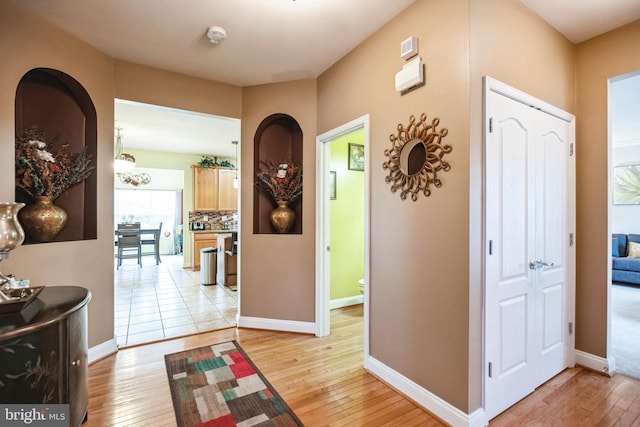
[[15, 125, 94, 199], [256, 160, 303, 203]]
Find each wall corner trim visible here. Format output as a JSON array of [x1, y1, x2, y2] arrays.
[[88, 337, 118, 364], [238, 316, 315, 334], [366, 356, 488, 427], [574, 349, 615, 377]]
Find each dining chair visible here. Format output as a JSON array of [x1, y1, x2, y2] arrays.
[[116, 223, 141, 268], [140, 222, 162, 265]]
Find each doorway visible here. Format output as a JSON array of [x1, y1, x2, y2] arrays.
[[483, 77, 576, 419], [113, 99, 241, 347], [609, 70, 640, 379], [316, 115, 370, 354]]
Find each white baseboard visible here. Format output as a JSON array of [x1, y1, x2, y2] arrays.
[[575, 349, 614, 376], [238, 316, 316, 334], [330, 295, 364, 310], [89, 337, 118, 364], [367, 356, 488, 427]]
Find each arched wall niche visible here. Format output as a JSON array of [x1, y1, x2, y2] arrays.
[[15, 67, 98, 244], [253, 113, 303, 234]]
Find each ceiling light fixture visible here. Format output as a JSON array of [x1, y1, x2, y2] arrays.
[[114, 128, 150, 186], [206, 26, 227, 44], [232, 140, 239, 189], [114, 128, 136, 173]]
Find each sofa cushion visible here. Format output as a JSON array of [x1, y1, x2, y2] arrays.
[[613, 233, 628, 257], [613, 256, 640, 272], [629, 242, 640, 259], [612, 237, 620, 257], [629, 234, 640, 244]]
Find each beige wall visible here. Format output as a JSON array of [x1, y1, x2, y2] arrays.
[[575, 20, 640, 357], [319, 0, 472, 410], [319, 0, 576, 413], [114, 61, 242, 120], [240, 79, 317, 321], [0, 1, 115, 347]]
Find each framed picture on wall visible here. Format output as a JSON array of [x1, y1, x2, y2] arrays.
[[348, 143, 364, 171], [613, 164, 640, 205], [329, 171, 337, 200]]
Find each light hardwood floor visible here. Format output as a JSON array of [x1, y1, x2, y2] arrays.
[[87, 305, 640, 426]]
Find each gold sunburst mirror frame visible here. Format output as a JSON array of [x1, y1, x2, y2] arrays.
[[382, 113, 452, 201]]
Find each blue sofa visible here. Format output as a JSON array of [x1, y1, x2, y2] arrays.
[[612, 233, 640, 285]]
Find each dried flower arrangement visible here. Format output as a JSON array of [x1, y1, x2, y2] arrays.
[[256, 160, 303, 203], [15, 125, 94, 198]]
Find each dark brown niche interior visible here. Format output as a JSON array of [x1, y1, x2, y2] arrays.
[[15, 68, 98, 244], [253, 113, 303, 234]]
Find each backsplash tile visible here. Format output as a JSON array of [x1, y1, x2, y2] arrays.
[[189, 211, 238, 230]]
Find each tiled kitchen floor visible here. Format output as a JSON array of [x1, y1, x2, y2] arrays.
[[114, 255, 237, 347]]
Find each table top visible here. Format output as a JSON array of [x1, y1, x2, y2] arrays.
[[0, 286, 91, 339]]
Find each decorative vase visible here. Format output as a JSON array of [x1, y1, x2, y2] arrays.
[[19, 196, 68, 243], [270, 200, 295, 233], [0, 202, 25, 261]]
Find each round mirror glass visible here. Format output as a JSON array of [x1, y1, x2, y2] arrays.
[[399, 138, 427, 176]]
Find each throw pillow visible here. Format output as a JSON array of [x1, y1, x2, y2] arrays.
[[612, 237, 620, 257], [629, 242, 640, 259]]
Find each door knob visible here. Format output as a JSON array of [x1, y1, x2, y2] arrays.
[[529, 259, 555, 270]]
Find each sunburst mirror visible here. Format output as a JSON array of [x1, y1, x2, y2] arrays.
[[382, 113, 452, 201]]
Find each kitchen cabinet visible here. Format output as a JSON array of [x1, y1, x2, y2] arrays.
[[192, 166, 237, 211], [0, 286, 91, 427], [192, 232, 218, 270]]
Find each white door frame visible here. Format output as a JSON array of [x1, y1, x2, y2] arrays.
[[483, 76, 576, 415], [315, 115, 371, 355]]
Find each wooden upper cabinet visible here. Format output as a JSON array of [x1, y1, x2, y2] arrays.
[[192, 166, 237, 211], [217, 168, 238, 211], [193, 166, 218, 211]]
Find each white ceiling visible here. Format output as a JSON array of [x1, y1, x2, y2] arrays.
[[17, 0, 640, 155], [522, 0, 640, 44], [115, 100, 240, 158]]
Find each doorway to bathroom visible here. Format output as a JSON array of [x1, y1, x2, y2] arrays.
[[316, 114, 370, 358]]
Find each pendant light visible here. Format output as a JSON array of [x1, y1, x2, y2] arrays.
[[114, 128, 136, 173], [232, 140, 239, 189], [114, 128, 150, 186]]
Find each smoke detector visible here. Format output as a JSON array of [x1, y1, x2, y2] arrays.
[[206, 26, 227, 44]]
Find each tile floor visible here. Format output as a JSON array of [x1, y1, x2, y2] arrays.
[[114, 254, 238, 347]]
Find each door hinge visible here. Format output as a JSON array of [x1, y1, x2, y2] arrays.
[[569, 233, 574, 247], [570, 143, 574, 156], [489, 117, 493, 133], [488, 362, 493, 378], [326, 246, 330, 252], [569, 322, 573, 335], [489, 240, 493, 255]]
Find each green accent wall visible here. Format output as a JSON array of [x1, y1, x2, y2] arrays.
[[329, 129, 365, 300]]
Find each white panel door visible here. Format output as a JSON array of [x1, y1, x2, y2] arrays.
[[485, 85, 573, 420]]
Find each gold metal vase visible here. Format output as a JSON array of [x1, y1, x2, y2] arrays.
[[270, 200, 295, 233], [19, 196, 68, 243]]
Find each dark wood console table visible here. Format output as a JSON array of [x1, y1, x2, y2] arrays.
[[0, 286, 91, 427]]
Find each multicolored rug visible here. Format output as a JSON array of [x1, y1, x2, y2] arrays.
[[164, 340, 304, 427]]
